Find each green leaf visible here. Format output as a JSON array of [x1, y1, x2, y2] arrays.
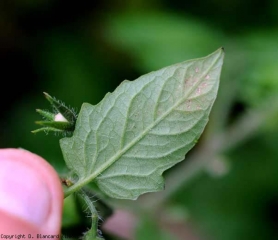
[[61, 48, 224, 199]]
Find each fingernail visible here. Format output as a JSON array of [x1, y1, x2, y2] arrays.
[[0, 158, 51, 226]]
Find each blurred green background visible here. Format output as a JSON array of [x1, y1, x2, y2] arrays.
[[1, 0, 278, 239]]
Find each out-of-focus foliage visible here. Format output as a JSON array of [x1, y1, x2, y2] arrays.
[[240, 30, 278, 106], [136, 217, 178, 240], [103, 11, 224, 71], [1, 0, 278, 239]]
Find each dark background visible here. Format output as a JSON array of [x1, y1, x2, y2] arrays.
[[1, 0, 278, 239]]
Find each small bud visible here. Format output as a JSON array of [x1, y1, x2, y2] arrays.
[[43, 92, 77, 123], [32, 93, 77, 135]]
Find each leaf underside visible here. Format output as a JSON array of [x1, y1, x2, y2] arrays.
[[60, 48, 224, 200]]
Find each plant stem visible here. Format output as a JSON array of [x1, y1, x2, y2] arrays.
[[79, 191, 101, 240]]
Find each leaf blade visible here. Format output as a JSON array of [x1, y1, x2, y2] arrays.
[[61, 48, 224, 199]]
